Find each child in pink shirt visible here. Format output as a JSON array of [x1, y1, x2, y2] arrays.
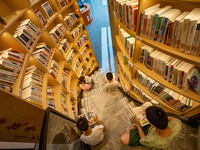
[[79, 76, 94, 91]]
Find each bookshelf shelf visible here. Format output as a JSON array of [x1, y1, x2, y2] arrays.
[[112, 0, 200, 117], [118, 66, 131, 90], [132, 78, 181, 114], [0, 0, 98, 139], [44, 12, 59, 29], [86, 57, 95, 69], [82, 49, 92, 61], [88, 63, 98, 74], [134, 62, 200, 103], [116, 35, 133, 64], [130, 90, 145, 103], [68, 18, 80, 31], [78, 40, 89, 53], [117, 51, 132, 79], [74, 30, 85, 42], [137, 35, 200, 67]]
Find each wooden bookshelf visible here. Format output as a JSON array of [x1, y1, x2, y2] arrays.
[[0, 0, 98, 142], [113, 0, 200, 117]]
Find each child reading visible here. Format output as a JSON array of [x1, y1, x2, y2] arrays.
[[76, 115, 106, 146], [104, 72, 119, 91], [79, 76, 94, 91], [120, 106, 182, 149]]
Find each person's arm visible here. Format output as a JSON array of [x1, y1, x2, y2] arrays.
[[94, 115, 106, 132], [135, 114, 146, 139]]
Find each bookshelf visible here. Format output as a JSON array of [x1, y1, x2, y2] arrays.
[[113, 0, 200, 117], [0, 0, 98, 142]]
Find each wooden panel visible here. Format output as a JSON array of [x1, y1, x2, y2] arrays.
[[0, 89, 45, 143]]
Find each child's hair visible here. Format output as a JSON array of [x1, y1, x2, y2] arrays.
[[106, 72, 113, 81], [76, 117, 89, 131], [79, 76, 85, 84], [146, 106, 168, 130]]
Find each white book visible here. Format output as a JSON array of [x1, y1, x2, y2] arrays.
[[41, 2, 54, 18]]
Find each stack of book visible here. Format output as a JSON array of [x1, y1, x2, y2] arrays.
[[88, 62, 93, 72], [49, 60, 59, 79], [33, 43, 53, 69], [119, 27, 135, 58], [76, 35, 87, 49], [64, 13, 78, 29], [79, 67, 86, 77], [22, 66, 44, 107], [61, 69, 70, 89], [47, 86, 56, 109], [113, 0, 138, 31], [0, 48, 24, 92], [34, 9, 48, 26], [58, 38, 70, 55], [73, 57, 81, 74], [136, 69, 194, 111], [70, 24, 84, 40], [80, 46, 90, 58], [140, 5, 200, 56], [49, 23, 67, 44], [61, 90, 68, 116], [66, 49, 77, 66], [139, 45, 195, 91], [132, 83, 159, 105], [13, 19, 41, 51]]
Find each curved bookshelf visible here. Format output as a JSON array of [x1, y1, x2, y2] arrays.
[[113, 0, 200, 117], [0, 0, 98, 121]]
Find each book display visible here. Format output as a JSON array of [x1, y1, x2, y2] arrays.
[[113, 0, 200, 117], [0, 0, 98, 132]]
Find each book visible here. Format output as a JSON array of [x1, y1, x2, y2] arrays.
[[35, 9, 47, 26], [128, 102, 152, 127], [41, 2, 54, 18], [187, 68, 200, 95], [57, 0, 66, 8], [78, 110, 97, 126]]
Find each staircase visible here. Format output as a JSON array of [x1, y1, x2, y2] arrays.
[[79, 69, 199, 150]]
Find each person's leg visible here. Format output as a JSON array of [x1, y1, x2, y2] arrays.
[[120, 125, 136, 145]]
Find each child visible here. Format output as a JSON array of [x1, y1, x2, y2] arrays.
[[79, 76, 94, 91], [76, 115, 106, 146], [104, 72, 119, 91], [120, 106, 182, 149]]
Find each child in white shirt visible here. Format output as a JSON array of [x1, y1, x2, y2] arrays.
[[76, 115, 106, 146]]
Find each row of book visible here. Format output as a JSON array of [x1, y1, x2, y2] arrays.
[[70, 24, 84, 40], [0, 48, 24, 92], [88, 62, 93, 73], [61, 69, 70, 89], [49, 60, 59, 79], [80, 46, 90, 58], [119, 27, 135, 59], [119, 63, 131, 83], [47, 86, 56, 109], [58, 39, 70, 55], [49, 23, 67, 44], [139, 45, 196, 91], [13, 19, 41, 51], [114, 0, 138, 31], [66, 49, 77, 66], [79, 67, 86, 78], [76, 35, 87, 49], [84, 54, 91, 67], [120, 51, 133, 73], [64, 12, 78, 29], [22, 66, 44, 107], [131, 83, 159, 105], [33, 43, 53, 69], [140, 4, 200, 56], [73, 57, 81, 74], [61, 90, 68, 116], [71, 101, 76, 119], [136, 69, 194, 111], [56, 0, 72, 9]]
